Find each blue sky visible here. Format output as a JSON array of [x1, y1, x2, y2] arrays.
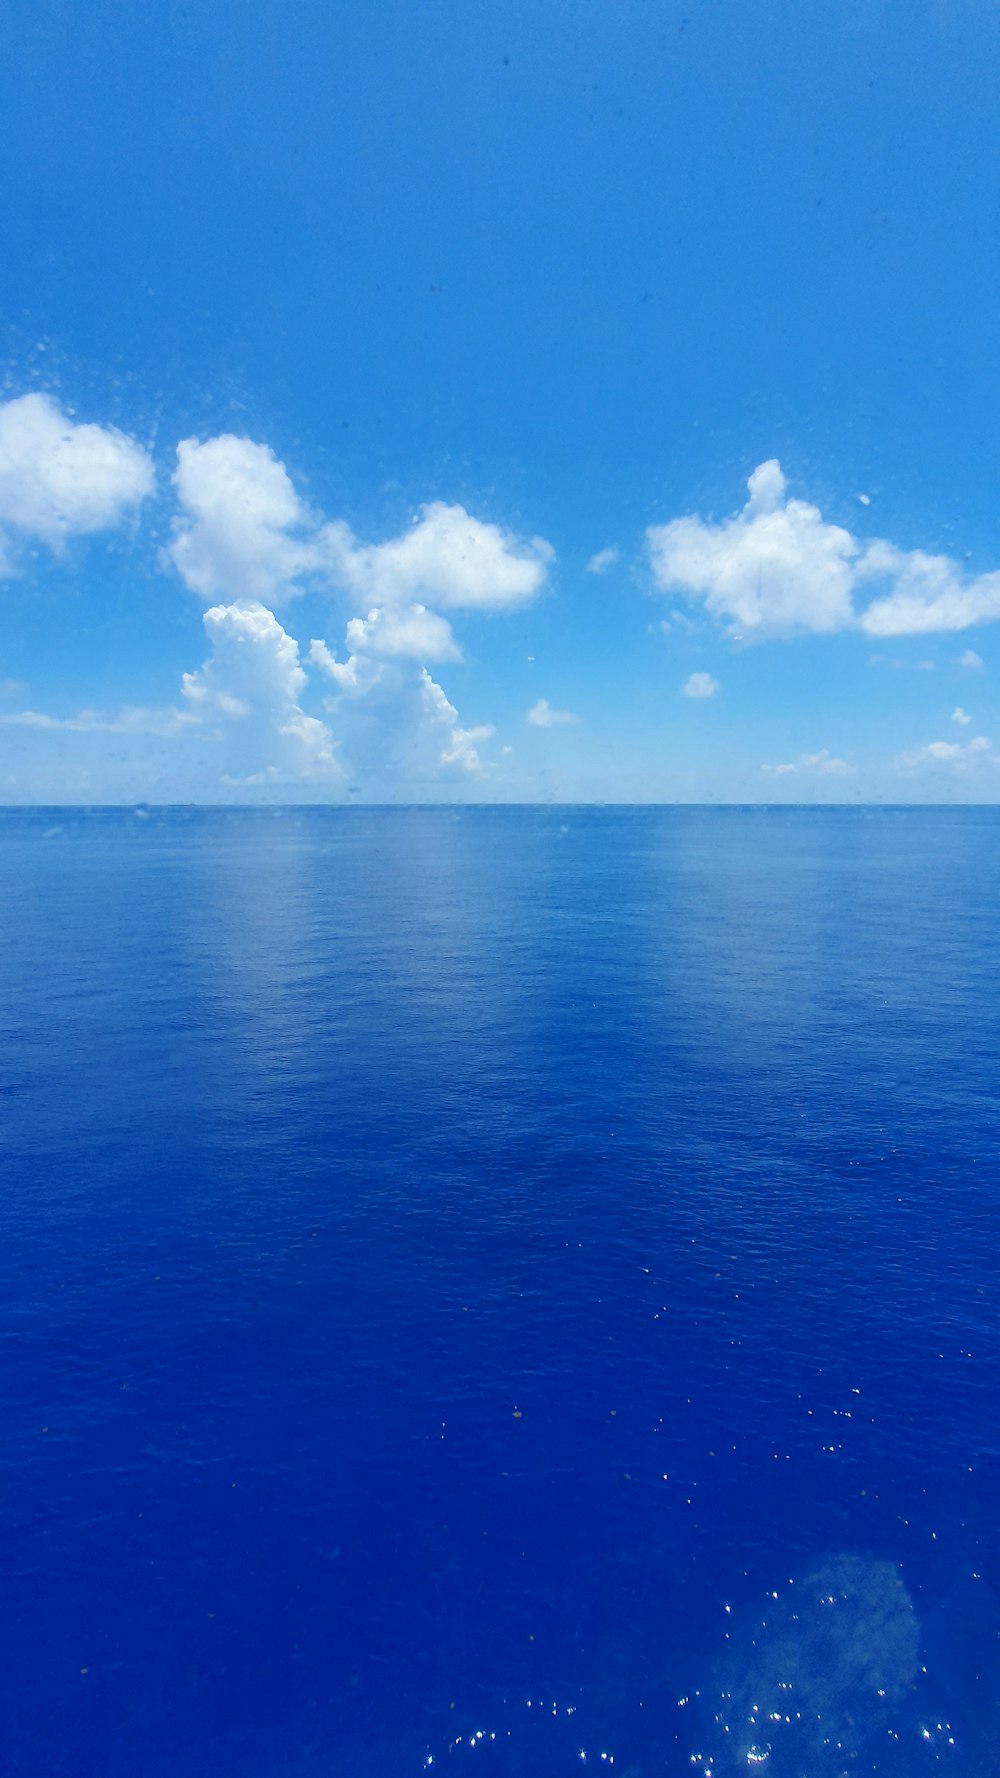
[[3, 0, 1000, 801]]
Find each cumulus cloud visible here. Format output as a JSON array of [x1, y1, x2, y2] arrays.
[[163, 436, 544, 790], [183, 600, 305, 711], [182, 601, 339, 783], [4, 410, 546, 795], [648, 460, 857, 636], [169, 434, 323, 604], [311, 635, 496, 783], [0, 393, 153, 568], [344, 602, 460, 662], [308, 638, 384, 696], [762, 748, 854, 776], [167, 439, 554, 620], [0, 601, 343, 796], [4, 594, 499, 795], [323, 501, 553, 611], [420, 670, 495, 772], [586, 546, 619, 575], [649, 460, 1000, 639], [526, 697, 580, 727], [318, 661, 493, 780], [682, 671, 719, 698], [858, 543, 1000, 636], [958, 648, 984, 669], [952, 706, 972, 725]]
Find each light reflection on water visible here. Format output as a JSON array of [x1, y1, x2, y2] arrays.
[[412, 1551, 968, 1777]]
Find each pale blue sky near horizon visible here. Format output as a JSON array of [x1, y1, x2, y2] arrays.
[[2, 0, 1000, 801]]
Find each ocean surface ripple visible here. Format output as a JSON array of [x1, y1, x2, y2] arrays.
[[0, 806, 997, 1776]]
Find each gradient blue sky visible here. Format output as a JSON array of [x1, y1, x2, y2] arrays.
[[2, 0, 1000, 801]]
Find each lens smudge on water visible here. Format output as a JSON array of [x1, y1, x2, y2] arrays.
[[696, 1555, 921, 1775]]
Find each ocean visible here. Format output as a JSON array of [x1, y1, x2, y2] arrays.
[[0, 805, 996, 1777]]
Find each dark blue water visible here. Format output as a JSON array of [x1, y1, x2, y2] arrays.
[[1, 807, 998, 1777]]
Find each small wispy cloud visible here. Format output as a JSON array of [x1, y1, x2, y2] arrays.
[[0, 705, 197, 736], [897, 735, 992, 770], [682, 671, 719, 699], [526, 697, 580, 727], [586, 546, 618, 575], [762, 748, 854, 777], [957, 649, 984, 670], [951, 706, 972, 726]]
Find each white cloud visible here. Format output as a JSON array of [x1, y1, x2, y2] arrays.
[[0, 602, 342, 797], [897, 735, 992, 771], [526, 697, 580, 727], [308, 638, 384, 696], [311, 630, 497, 784], [286, 500, 518, 781], [323, 501, 553, 611], [800, 749, 854, 775], [182, 600, 340, 783], [168, 439, 554, 619], [183, 600, 305, 710], [648, 460, 858, 636], [952, 706, 972, 725], [0, 393, 153, 566], [344, 602, 461, 662], [958, 649, 984, 670], [169, 434, 322, 604], [420, 669, 495, 772], [586, 546, 619, 575], [166, 445, 549, 783], [857, 544, 1000, 637], [649, 461, 1000, 640], [3, 597, 499, 795], [2, 406, 545, 795], [682, 671, 719, 699], [762, 748, 854, 777]]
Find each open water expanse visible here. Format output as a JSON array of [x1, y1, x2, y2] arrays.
[[1, 805, 998, 1777]]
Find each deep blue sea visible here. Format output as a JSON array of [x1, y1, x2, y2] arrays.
[[1, 806, 998, 1777]]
